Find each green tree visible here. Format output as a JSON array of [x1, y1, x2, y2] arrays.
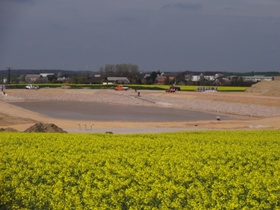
[[145, 71, 159, 84], [99, 63, 140, 83]]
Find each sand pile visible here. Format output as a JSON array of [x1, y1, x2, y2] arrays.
[[24, 123, 67, 133], [246, 81, 280, 96]]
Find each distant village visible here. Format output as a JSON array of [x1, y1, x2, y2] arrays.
[[1, 68, 279, 87]]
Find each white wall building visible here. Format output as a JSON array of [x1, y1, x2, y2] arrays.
[[243, 75, 274, 82]]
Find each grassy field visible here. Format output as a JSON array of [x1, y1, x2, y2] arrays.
[[8, 83, 248, 92], [127, 84, 247, 92], [1, 131, 279, 209]]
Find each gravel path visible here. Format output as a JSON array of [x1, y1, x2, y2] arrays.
[[2, 89, 280, 117]]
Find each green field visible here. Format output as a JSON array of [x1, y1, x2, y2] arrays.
[[8, 83, 248, 92], [1, 131, 279, 209], [127, 85, 247, 92]]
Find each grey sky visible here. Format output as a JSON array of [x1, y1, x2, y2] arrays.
[[0, 0, 280, 72]]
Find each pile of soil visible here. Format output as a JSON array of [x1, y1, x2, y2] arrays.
[[24, 122, 67, 133], [0, 128, 18, 132], [245, 81, 280, 96]]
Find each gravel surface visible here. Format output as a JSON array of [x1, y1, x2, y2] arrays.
[[140, 93, 280, 117], [2, 89, 280, 117]]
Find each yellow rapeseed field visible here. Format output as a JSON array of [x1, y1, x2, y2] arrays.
[[1, 131, 279, 209]]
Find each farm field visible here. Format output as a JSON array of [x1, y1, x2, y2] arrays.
[[1, 131, 280, 209]]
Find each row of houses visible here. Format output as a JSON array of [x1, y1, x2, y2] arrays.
[[24, 73, 131, 84], [17, 72, 277, 85], [25, 73, 57, 83], [242, 75, 275, 82], [151, 73, 275, 85]]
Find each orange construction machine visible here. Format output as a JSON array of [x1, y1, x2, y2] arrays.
[[115, 85, 129, 91]]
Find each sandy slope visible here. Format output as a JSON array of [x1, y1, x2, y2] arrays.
[[1, 88, 280, 133]]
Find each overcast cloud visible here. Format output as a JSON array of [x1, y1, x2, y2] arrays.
[[0, 0, 280, 72]]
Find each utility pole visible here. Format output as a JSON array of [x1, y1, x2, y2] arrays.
[[7, 67, 11, 84]]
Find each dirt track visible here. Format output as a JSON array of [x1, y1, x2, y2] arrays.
[[1, 88, 280, 133]]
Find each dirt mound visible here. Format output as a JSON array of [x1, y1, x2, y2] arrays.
[[24, 122, 67, 133], [245, 81, 280, 96], [0, 128, 18, 132]]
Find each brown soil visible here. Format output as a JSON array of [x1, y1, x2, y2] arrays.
[[0, 113, 36, 126], [0, 127, 18, 132], [24, 122, 67, 133], [245, 80, 280, 97]]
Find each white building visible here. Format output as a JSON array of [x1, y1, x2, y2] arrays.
[[103, 77, 130, 84], [243, 75, 274, 82]]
